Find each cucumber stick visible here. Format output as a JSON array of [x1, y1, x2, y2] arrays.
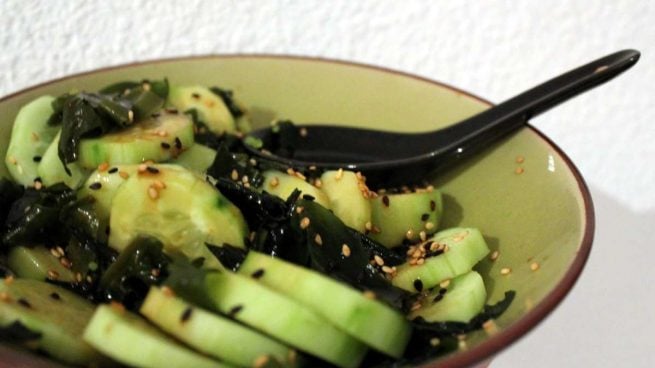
[[141, 287, 292, 367], [172, 143, 217, 173], [392, 228, 490, 292], [7, 246, 75, 282], [409, 271, 487, 323], [109, 165, 247, 269], [4, 96, 59, 186], [84, 304, 229, 368], [169, 271, 368, 368], [77, 110, 195, 169], [0, 278, 100, 365], [239, 251, 411, 358]]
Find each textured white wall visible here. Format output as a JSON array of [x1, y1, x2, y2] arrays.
[[1, 2, 654, 366]]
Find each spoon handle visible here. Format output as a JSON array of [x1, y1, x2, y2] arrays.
[[432, 49, 641, 153]]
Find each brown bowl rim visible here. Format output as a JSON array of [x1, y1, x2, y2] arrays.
[[0, 54, 594, 368]]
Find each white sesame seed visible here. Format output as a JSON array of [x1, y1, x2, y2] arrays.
[[270, 176, 279, 187], [530, 262, 540, 271], [314, 234, 323, 246], [148, 186, 159, 200], [231, 169, 239, 181], [300, 217, 310, 229], [500, 267, 512, 275], [490, 250, 500, 261], [374, 255, 385, 266], [341, 244, 351, 257], [335, 168, 344, 180]]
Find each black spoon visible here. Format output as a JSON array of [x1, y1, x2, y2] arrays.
[[246, 49, 640, 187]]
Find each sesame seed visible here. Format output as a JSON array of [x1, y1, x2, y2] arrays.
[[430, 338, 441, 347], [8, 156, 17, 165], [382, 266, 393, 274], [335, 168, 344, 180], [157, 130, 168, 137], [419, 231, 427, 242], [453, 231, 468, 242], [515, 167, 525, 175], [251, 269, 265, 279], [421, 213, 430, 221], [410, 302, 422, 311], [230, 169, 239, 181], [299, 127, 308, 137], [56, 246, 65, 256], [191, 93, 201, 99], [165, 108, 178, 114], [153, 180, 166, 190], [88, 182, 102, 190], [516, 155, 525, 163], [433, 294, 444, 303], [430, 200, 436, 211], [0, 292, 10, 302], [17, 298, 31, 309], [425, 222, 435, 230], [50, 247, 60, 258], [295, 206, 304, 214], [174, 137, 182, 149], [439, 279, 451, 289], [405, 229, 415, 240], [530, 262, 540, 271], [119, 171, 130, 179], [295, 171, 306, 180], [151, 268, 161, 277], [241, 175, 249, 184], [86, 275, 93, 283], [146, 166, 160, 174], [180, 307, 193, 323], [50, 292, 61, 301], [500, 267, 512, 275], [490, 250, 500, 261], [128, 110, 134, 122], [138, 163, 148, 173], [254, 355, 269, 368], [148, 187, 159, 200], [98, 162, 109, 172], [286, 168, 295, 176], [300, 217, 310, 229], [269, 176, 279, 187], [413, 279, 423, 292], [417, 258, 425, 265], [110, 301, 126, 313], [483, 319, 498, 334], [33, 181, 43, 190], [59, 257, 72, 269], [374, 255, 385, 266], [75, 273, 83, 283], [32, 156, 42, 162], [314, 233, 323, 246], [314, 178, 323, 188], [382, 195, 390, 207], [161, 142, 171, 149], [363, 291, 376, 299], [365, 221, 373, 232], [47, 270, 59, 280], [341, 244, 351, 257], [161, 286, 175, 297]]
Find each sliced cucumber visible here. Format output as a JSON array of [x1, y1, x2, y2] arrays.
[[77, 110, 194, 169], [7, 246, 75, 283], [141, 286, 292, 367], [83, 304, 228, 368], [4, 96, 59, 186], [370, 189, 443, 248], [408, 271, 487, 323], [392, 228, 490, 292], [320, 170, 371, 233], [168, 85, 236, 134], [172, 144, 217, 173], [0, 278, 99, 365], [262, 170, 330, 208], [108, 165, 247, 269], [238, 251, 411, 358], [168, 270, 368, 368], [77, 165, 138, 223], [37, 131, 88, 189]]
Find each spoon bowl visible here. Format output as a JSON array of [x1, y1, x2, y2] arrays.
[[247, 50, 640, 187]]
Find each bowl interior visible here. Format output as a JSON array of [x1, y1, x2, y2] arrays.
[[0, 56, 592, 367]]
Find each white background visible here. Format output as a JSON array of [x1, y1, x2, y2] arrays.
[[1, 1, 653, 366]]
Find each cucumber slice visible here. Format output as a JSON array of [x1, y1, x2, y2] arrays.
[[4, 96, 59, 186], [7, 246, 75, 283], [370, 189, 443, 248], [168, 85, 236, 135], [77, 110, 194, 169], [108, 164, 248, 269], [83, 304, 228, 368], [172, 144, 217, 173], [320, 170, 371, 233], [37, 131, 88, 189], [141, 286, 292, 367], [238, 251, 411, 358], [392, 228, 490, 292], [168, 270, 367, 368], [77, 165, 138, 223], [0, 278, 99, 365], [262, 170, 330, 208], [408, 271, 487, 323]]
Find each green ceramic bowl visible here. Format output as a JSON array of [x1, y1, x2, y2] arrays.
[[0, 56, 593, 367]]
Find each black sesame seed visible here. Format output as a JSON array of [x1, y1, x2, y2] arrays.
[[174, 137, 182, 150], [302, 194, 315, 201], [17, 298, 32, 309], [108, 167, 118, 174], [180, 307, 193, 323], [50, 292, 61, 300], [413, 279, 424, 292], [191, 93, 201, 99], [382, 195, 390, 207], [430, 200, 436, 211], [433, 294, 444, 303], [165, 108, 179, 114], [421, 213, 430, 221], [89, 182, 102, 190], [105, 226, 111, 235], [32, 156, 42, 162], [146, 166, 160, 174], [34, 177, 42, 183], [228, 305, 243, 317], [151, 112, 161, 118], [251, 269, 265, 279], [438, 288, 448, 295], [161, 142, 171, 149]]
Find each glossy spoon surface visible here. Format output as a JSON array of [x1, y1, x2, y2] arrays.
[[246, 50, 640, 187]]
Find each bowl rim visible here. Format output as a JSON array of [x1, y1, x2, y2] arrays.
[[0, 54, 594, 368]]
